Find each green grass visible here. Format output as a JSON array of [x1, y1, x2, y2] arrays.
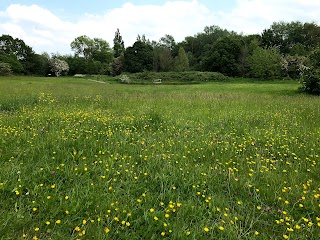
[[0, 76, 320, 239]]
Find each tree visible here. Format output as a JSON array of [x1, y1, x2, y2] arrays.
[[0, 62, 12, 75], [91, 38, 113, 63], [249, 47, 282, 79], [0, 53, 24, 73], [111, 53, 125, 76], [300, 68, 320, 95], [124, 41, 153, 73], [0, 34, 37, 74], [159, 34, 176, 51], [70, 35, 93, 59], [113, 29, 125, 58], [0, 34, 33, 61], [178, 25, 233, 70], [70, 36, 113, 74], [202, 35, 244, 76], [261, 21, 320, 54], [175, 47, 189, 72], [49, 59, 69, 76], [281, 55, 307, 79], [153, 35, 175, 72]]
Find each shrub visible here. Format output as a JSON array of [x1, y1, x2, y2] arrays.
[[281, 55, 307, 79], [119, 74, 130, 84], [0, 62, 12, 75], [49, 59, 69, 76], [249, 47, 282, 79], [300, 68, 320, 95], [128, 71, 227, 84]]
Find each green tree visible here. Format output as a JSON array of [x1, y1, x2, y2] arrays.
[[249, 47, 282, 79], [0, 34, 38, 74], [175, 47, 189, 72], [153, 35, 175, 72], [124, 41, 153, 73], [178, 25, 233, 70], [159, 34, 176, 51], [113, 29, 125, 58], [261, 21, 320, 54], [0, 62, 12, 75], [111, 53, 125, 76], [300, 68, 320, 95], [0, 53, 24, 73], [202, 35, 244, 76], [70, 35, 93, 59], [71, 36, 113, 63], [91, 38, 113, 63]]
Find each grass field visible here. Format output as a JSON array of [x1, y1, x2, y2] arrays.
[[0, 76, 320, 239]]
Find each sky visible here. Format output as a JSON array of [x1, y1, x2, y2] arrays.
[[0, 0, 320, 55]]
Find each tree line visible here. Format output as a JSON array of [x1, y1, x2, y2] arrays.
[[1, 21, 320, 83]]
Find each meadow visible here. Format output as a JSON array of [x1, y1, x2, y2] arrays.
[[0, 76, 319, 239]]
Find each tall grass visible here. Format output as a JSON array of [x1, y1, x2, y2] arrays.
[[0, 76, 319, 239]]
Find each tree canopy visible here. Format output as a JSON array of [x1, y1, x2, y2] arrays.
[[2, 21, 320, 85]]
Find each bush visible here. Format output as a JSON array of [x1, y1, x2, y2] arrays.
[[0, 62, 12, 75], [119, 74, 130, 84], [281, 55, 307, 79], [127, 71, 228, 84], [249, 47, 282, 79], [300, 68, 320, 95]]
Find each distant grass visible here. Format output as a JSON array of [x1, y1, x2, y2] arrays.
[[0, 76, 319, 239]]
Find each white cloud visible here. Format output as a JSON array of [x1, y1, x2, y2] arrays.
[[220, 0, 320, 34], [0, 0, 319, 54]]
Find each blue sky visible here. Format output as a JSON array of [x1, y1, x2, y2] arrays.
[[0, 0, 236, 20], [0, 0, 319, 54]]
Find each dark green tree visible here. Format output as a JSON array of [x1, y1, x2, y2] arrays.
[[153, 35, 175, 72], [0, 34, 38, 74], [111, 53, 125, 76], [113, 29, 125, 58], [175, 47, 189, 72], [202, 35, 244, 76], [124, 41, 153, 73], [178, 25, 233, 70], [249, 47, 282, 79]]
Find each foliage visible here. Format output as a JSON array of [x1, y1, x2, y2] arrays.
[[262, 21, 320, 54], [0, 53, 24, 74], [308, 48, 320, 69], [70, 35, 113, 63], [0, 62, 12, 75], [0, 34, 38, 74], [202, 35, 244, 76], [153, 47, 174, 72], [0, 34, 34, 61], [249, 47, 282, 79], [113, 29, 125, 58], [118, 74, 130, 83], [49, 58, 69, 76], [158, 34, 176, 51], [300, 68, 320, 95], [62, 56, 87, 75], [281, 55, 307, 79], [111, 53, 125, 76], [178, 25, 233, 70], [152, 35, 176, 72], [127, 71, 228, 84], [174, 47, 189, 72], [124, 41, 153, 73]]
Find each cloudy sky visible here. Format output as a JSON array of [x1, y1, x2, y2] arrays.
[[0, 0, 319, 54]]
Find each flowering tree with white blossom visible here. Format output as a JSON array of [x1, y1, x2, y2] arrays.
[[49, 59, 69, 76]]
